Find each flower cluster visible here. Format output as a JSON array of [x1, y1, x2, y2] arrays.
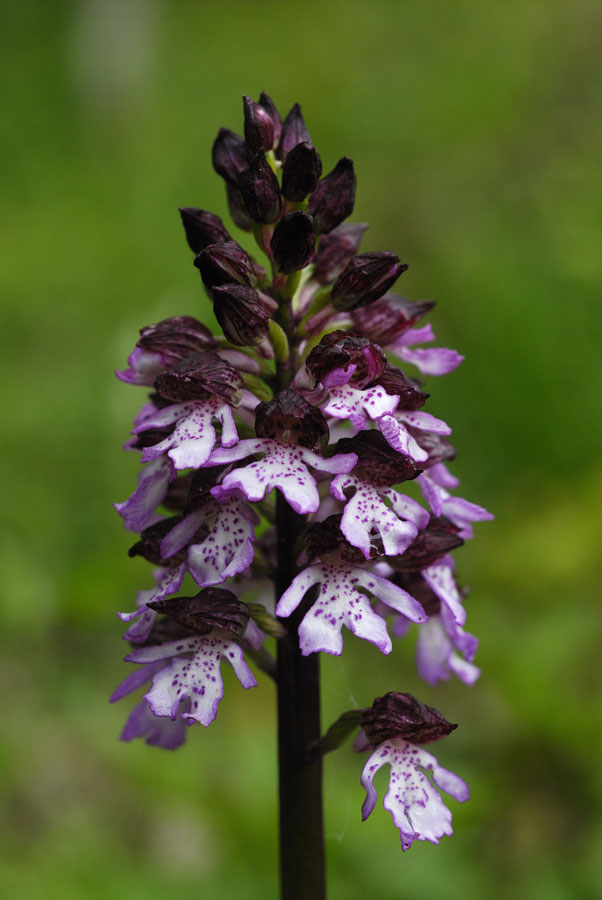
[[112, 93, 491, 847]]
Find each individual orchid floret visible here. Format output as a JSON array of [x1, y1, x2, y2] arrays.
[[270, 212, 316, 274], [307, 157, 356, 234], [275, 541, 427, 655], [117, 316, 217, 386], [351, 294, 463, 376], [281, 142, 322, 202], [207, 390, 357, 515], [304, 331, 387, 390], [360, 693, 469, 850], [384, 567, 480, 685], [178, 208, 232, 255], [133, 352, 244, 470], [418, 468, 493, 539], [160, 490, 257, 588], [330, 431, 428, 559], [127, 589, 258, 726], [258, 91, 282, 146], [331, 252, 408, 311]]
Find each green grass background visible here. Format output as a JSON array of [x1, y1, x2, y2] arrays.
[[1, 0, 601, 897]]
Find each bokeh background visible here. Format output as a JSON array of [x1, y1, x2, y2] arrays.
[[2, 0, 601, 897]]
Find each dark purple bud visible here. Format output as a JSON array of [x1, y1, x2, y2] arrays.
[[225, 183, 254, 231], [194, 240, 257, 290], [239, 151, 282, 224], [255, 389, 329, 451], [128, 517, 189, 566], [243, 94, 276, 153], [331, 252, 408, 311], [305, 515, 382, 564], [307, 158, 356, 234], [281, 142, 322, 202], [155, 351, 243, 406], [352, 292, 435, 346], [178, 208, 232, 255], [148, 588, 250, 639], [335, 431, 421, 485], [259, 91, 282, 146], [305, 330, 387, 389], [361, 693, 457, 747], [373, 363, 429, 409], [212, 128, 252, 185], [277, 103, 311, 161], [270, 212, 315, 274], [211, 284, 271, 347], [137, 316, 217, 363], [312, 222, 369, 284], [409, 430, 456, 468], [390, 517, 464, 571]]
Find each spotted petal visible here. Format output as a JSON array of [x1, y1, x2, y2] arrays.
[[361, 738, 469, 850], [275, 562, 426, 656], [321, 383, 399, 429], [330, 473, 423, 559], [134, 398, 238, 470], [139, 635, 257, 726], [209, 440, 356, 515]]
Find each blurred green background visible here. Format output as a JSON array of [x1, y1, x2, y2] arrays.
[[1, 0, 601, 897]]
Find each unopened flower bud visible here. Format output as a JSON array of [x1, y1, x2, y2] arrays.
[[307, 157, 356, 234], [390, 517, 464, 571], [137, 316, 217, 363], [259, 91, 282, 146], [243, 94, 276, 153], [281, 142, 322, 202], [212, 128, 252, 184], [255, 389, 329, 451], [239, 151, 282, 224], [270, 212, 315, 274], [361, 693, 457, 747], [211, 284, 271, 347], [352, 292, 435, 346], [305, 331, 386, 388], [277, 103, 312, 161], [225, 183, 254, 231], [194, 240, 257, 289], [155, 350, 244, 405], [178, 208, 232, 254], [331, 252, 407, 310], [336, 431, 421, 485], [148, 588, 250, 639], [374, 363, 429, 408], [312, 222, 368, 284]]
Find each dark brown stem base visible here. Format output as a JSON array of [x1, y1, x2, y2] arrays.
[[276, 492, 326, 900]]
